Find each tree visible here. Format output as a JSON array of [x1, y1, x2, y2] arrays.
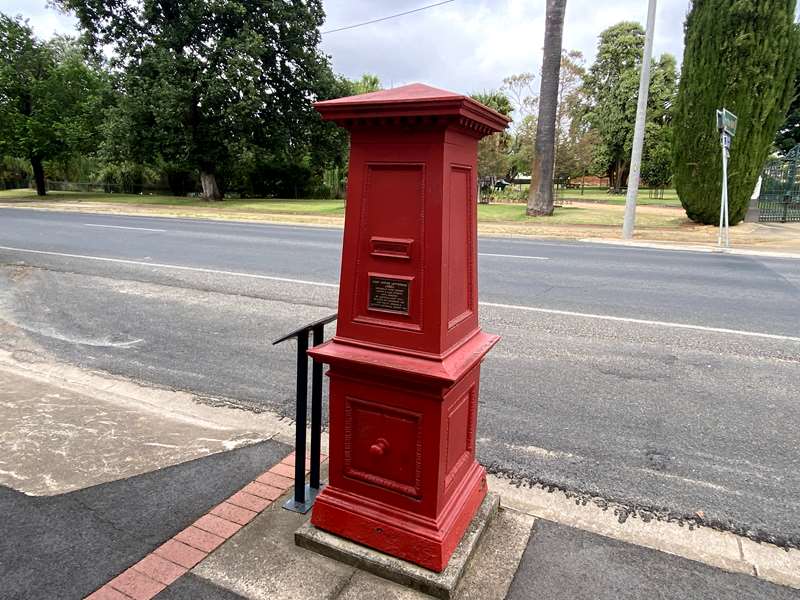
[[527, 0, 567, 216], [0, 15, 108, 195], [554, 50, 587, 181], [510, 115, 537, 179], [350, 73, 382, 95], [502, 73, 538, 121], [775, 72, 800, 155], [472, 91, 514, 194], [57, 0, 335, 200], [673, 0, 800, 225], [582, 22, 677, 192]]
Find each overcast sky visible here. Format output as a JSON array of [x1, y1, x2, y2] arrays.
[[8, 0, 692, 94]]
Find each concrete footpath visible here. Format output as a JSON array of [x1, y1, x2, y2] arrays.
[[1, 356, 799, 599]]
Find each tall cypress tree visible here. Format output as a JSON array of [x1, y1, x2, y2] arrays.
[[673, 0, 800, 225]]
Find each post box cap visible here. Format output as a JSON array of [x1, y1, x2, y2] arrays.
[[315, 83, 509, 136]]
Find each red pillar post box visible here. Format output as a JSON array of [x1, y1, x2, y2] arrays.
[[308, 83, 509, 572]]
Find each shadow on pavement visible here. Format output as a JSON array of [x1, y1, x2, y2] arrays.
[[0, 439, 289, 600]]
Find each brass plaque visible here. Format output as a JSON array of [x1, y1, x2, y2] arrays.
[[369, 276, 410, 314]]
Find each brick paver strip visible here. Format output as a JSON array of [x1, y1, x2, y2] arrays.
[[227, 489, 272, 512], [109, 568, 166, 600], [154, 539, 207, 569], [270, 462, 296, 478], [84, 453, 330, 600], [132, 553, 187, 586], [86, 586, 131, 600], [210, 501, 258, 525], [242, 480, 283, 501], [193, 513, 242, 539], [256, 471, 293, 489], [175, 526, 226, 553]]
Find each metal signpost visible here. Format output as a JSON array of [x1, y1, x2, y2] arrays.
[[716, 108, 737, 249]]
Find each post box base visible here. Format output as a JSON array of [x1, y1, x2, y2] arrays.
[[310, 462, 488, 572]]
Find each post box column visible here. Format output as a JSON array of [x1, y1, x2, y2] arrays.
[[308, 83, 509, 573]]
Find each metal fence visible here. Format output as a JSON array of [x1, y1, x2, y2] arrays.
[[758, 144, 800, 223]]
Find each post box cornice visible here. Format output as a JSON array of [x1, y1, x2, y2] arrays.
[[315, 83, 509, 137]]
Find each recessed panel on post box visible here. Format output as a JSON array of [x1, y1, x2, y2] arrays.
[[353, 162, 424, 332]]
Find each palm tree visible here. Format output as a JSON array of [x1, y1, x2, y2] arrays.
[[527, 0, 567, 216]]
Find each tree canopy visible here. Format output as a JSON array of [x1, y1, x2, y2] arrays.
[[0, 14, 109, 195], [54, 0, 341, 200], [775, 72, 800, 155], [673, 0, 800, 225], [582, 22, 677, 191]]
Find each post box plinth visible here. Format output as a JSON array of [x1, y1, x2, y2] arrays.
[[308, 83, 509, 573]]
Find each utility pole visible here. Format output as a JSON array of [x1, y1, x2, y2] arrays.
[[622, 0, 657, 240]]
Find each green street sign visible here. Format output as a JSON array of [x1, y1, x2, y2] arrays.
[[716, 108, 738, 137]]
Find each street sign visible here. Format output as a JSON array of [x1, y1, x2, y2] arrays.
[[716, 108, 738, 137], [716, 108, 737, 249], [722, 131, 732, 150]]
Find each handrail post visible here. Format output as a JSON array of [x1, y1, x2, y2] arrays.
[[293, 331, 309, 506], [272, 312, 336, 514], [309, 324, 324, 490]]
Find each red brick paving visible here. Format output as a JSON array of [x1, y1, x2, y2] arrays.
[[175, 526, 226, 553], [85, 587, 130, 600], [270, 462, 296, 478], [153, 539, 207, 569], [108, 568, 166, 600], [210, 501, 258, 526], [228, 489, 272, 512], [241, 480, 283, 501], [132, 553, 187, 585], [83, 451, 326, 600], [255, 471, 293, 489], [193, 513, 242, 539]]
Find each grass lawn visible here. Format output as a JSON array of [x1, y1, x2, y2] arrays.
[[0, 189, 346, 216], [0, 188, 686, 229], [494, 186, 682, 207], [478, 203, 686, 228], [560, 189, 681, 207]]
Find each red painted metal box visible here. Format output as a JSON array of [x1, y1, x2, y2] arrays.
[[308, 83, 508, 572]]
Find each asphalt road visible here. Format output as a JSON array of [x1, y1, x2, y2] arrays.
[[1, 208, 799, 549]]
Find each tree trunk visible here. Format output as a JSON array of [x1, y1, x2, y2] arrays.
[[200, 170, 222, 201], [31, 156, 46, 196], [527, 0, 567, 217]]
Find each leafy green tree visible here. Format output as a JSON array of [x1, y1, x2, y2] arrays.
[[57, 0, 336, 200], [775, 73, 800, 155], [673, 0, 800, 225], [472, 91, 514, 193], [350, 74, 382, 95], [554, 50, 588, 181], [0, 15, 108, 195], [510, 115, 536, 179], [582, 22, 677, 192]]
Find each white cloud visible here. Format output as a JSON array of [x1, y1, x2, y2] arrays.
[[8, 0, 694, 95], [3, 0, 77, 38], [320, 0, 690, 95]]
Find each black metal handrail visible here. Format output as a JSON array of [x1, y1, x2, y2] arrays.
[[273, 312, 337, 513]]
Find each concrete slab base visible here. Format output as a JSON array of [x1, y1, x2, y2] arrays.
[[295, 493, 500, 600]]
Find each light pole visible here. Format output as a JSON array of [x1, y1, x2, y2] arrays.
[[622, 0, 657, 240]]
